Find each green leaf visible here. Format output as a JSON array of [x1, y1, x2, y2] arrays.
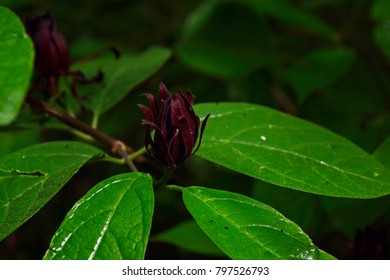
[[44, 173, 154, 260], [239, 0, 334, 39], [371, 0, 390, 60], [73, 47, 171, 116], [194, 102, 390, 198], [176, 41, 267, 79], [176, 1, 270, 79], [182, 186, 334, 259], [176, 0, 335, 79], [0, 141, 105, 241], [284, 48, 355, 102], [151, 219, 225, 256], [0, 6, 34, 125], [371, 0, 390, 22], [318, 249, 336, 260], [373, 27, 390, 61], [373, 136, 390, 169]]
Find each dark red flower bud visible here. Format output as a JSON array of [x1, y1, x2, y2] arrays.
[[138, 83, 210, 168], [25, 13, 71, 77]]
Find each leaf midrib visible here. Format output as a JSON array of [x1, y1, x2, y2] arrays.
[[205, 137, 390, 187], [190, 190, 293, 259], [57, 175, 144, 260]]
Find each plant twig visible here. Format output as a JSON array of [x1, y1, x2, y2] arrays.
[[26, 98, 138, 171], [112, 141, 138, 172]]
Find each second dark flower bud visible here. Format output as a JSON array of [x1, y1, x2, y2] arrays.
[[24, 13, 71, 78]]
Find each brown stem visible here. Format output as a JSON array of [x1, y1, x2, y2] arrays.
[[112, 141, 138, 172], [26, 98, 138, 171]]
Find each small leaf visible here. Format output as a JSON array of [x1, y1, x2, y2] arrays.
[[151, 219, 225, 256], [44, 173, 154, 260], [73, 47, 171, 116], [0, 6, 34, 125], [182, 186, 334, 260], [284, 48, 355, 102], [194, 102, 390, 198], [0, 141, 105, 241]]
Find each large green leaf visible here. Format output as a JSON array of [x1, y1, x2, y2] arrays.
[[151, 219, 225, 256], [0, 141, 105, 241], [284, 48, 355, 102], [182, 186, 334, 260], [44, 172, 154, 260], [194, 102, 390, 198], [0, 6, 34, 125], [73, 47, 171, 116]]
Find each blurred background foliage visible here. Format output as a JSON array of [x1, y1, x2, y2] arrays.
[[0, 0, 389, 259]]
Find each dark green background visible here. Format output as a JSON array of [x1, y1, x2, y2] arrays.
[[0, 0, 389, 259]]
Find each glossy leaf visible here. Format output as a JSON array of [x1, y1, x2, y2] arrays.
[[284, 48, 355, 102], [194, 102, 390, 198], [44, 173, 154, 260], [182, 186, 334, 259], [0, 141, 105, 241], [0, 6, 34, 125], [152, 219, 225, 256], [73, 47, 171, 116]]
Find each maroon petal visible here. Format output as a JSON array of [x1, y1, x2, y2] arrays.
[[159, 82, 170, 101], [141, 93, 159, 119], [191, 114, 210, 156]]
